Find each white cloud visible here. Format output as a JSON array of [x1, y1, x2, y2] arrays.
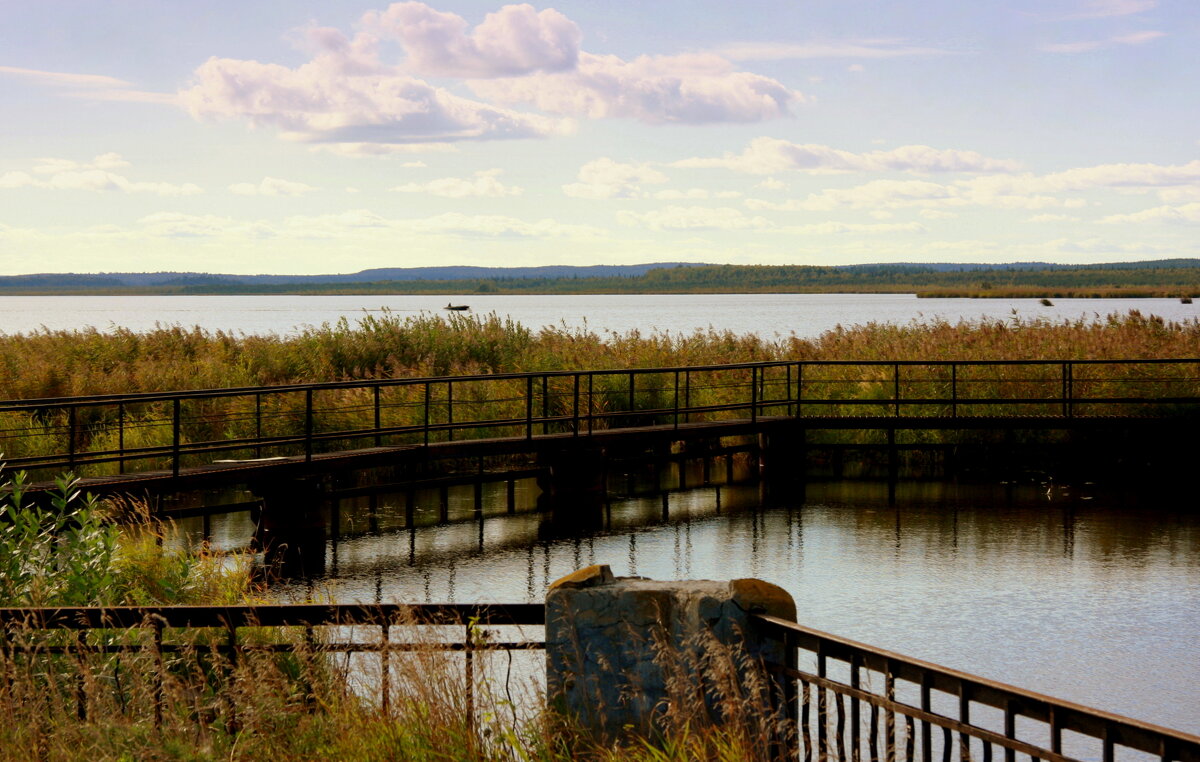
[[470, 52, 800, 124], [562, 158, 668, 199], [616, 205, 771, 231], [362, 2, 581, 78], [1052, 0, 1157, 20], [0, 65, 175, 104], [229, 177, 316, 196], [179, 51, 572, 147], [757, 177, 787, 191], [1098, 203, 1200, 224], [919, 209, 957, 220], [390, 168, 522, 197], [1041, 30, 1165, 53], [717, 39, 951, 61], [32, 153, 130, 174], [776, 221, 925, 235], [0, 155, 202, 195], [675, 138, 1020, 175], [1027, 213, 1079, 222]]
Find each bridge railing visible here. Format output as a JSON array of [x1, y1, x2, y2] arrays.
[[0, 603, 544, 731], [0, 359, 1198, 479], [754, 614, 1200, 762], [2, 602, 1197, 761]]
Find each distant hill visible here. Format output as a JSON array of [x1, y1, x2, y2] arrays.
[[1, 260, 1199, 297]]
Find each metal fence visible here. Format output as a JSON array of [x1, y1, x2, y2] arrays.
[[0, 603, 544, 731], [2, 603, 1198, 760], [1, 359, 1198, 478], [754, 614, 1200, 762]]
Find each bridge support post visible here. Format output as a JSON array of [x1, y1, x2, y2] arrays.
[[758, 427, 807, 504], [546, 564, 797, 748], [536, 446, 607, 529], [249, 477, 328, 578]]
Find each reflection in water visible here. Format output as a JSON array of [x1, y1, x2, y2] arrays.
[[184, 478, 1200, 734]]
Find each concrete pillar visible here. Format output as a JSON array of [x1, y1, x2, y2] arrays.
[[545, 564, 796, 743], [249, 477, 327, 578]]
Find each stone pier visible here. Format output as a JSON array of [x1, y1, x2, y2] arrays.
[[545, 564, 796, 740]]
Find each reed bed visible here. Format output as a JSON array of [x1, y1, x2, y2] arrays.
[[2, 310, 1199, 477]]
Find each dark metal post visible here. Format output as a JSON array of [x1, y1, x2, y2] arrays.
[[153, 619, 164, 729], [117, 402, 125, 474], [587, 373, 594, 435], [751, 366, 758, 423], [673, 370, 680, 430], [255, 393, 262, 458], [894, 363, 901, 416], [786, 363, 793, 417], [526, 375, 534, 440], [572, 373, 580, 437], [304, 388, 313, 462], [684, 369, 691, 424], [951, 363, 958, 418], [447, 380, 454, 442], [171, 399, 180, 477], [542, 375, 549, 434], [67, 405, 76, 468], [423, 382, 431, 447], [381, 621, 390, 713], [628, 372, 635, 422], [797, 362, 803, 418], [374, 385, 382, 447], [1062, 362, 1069, 417]]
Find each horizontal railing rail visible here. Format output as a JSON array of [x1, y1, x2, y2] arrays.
[[1, 358, 1198, 479], [753, 614, 1200, 762], [0, 603, 545, 730]]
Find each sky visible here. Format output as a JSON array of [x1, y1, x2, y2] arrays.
[[1, 0, 1198, 275]]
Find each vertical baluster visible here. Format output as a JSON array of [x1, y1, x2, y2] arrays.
[[851, 655, 862, 762], [118, 402, 125, 474], [171, 399, 180, 477], [381, 621, 391, 714], [304, 388, 313, 462], [374, 385, 381, 447], [153, 619, 164, 729], [920, 675, 933, 762], [75, 629, 87, 721], [526, 375, 534, 440], [870, 699, 880, 762], [893, 363, 901, 416], [959, 687, 971, 762], [1004, 701, 1016, 762], [905, 715, 915, 762], [255, 392, 262, 458], [1049, 708, 1062, 758], [542, 375, 549, 434], [942, 726, 952, 762], [572, 374, 580, 437], [225, 622, 239, 733], [447, 381, 454, 442], [587, 373, 594, 435], [802, 679, 813, 762], [818, 652, 828, 761], [751, 366, 759, 422], [684, 369, 691, 424], [673, 371, 680, 430], [951, 363, 958, 418], [836, 692, 847, 762], [465, 623, 475, 734], [424, 382, 431, 446], [886, 668, 896, 762]]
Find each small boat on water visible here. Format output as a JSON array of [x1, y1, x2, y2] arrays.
[[444, 303, 470, 311]]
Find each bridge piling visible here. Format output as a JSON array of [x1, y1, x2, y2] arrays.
[[249, 476, 328, 578]]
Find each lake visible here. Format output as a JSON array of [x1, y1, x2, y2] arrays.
[[0, 292, 1196, 338], [189, 478, 1200, 735]]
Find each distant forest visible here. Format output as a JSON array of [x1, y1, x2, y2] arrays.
[[2, 261, 1199, 298]]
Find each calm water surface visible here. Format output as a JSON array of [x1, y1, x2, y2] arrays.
[[194, 480, 1200, 734], [0, 293, 1196, 337]]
